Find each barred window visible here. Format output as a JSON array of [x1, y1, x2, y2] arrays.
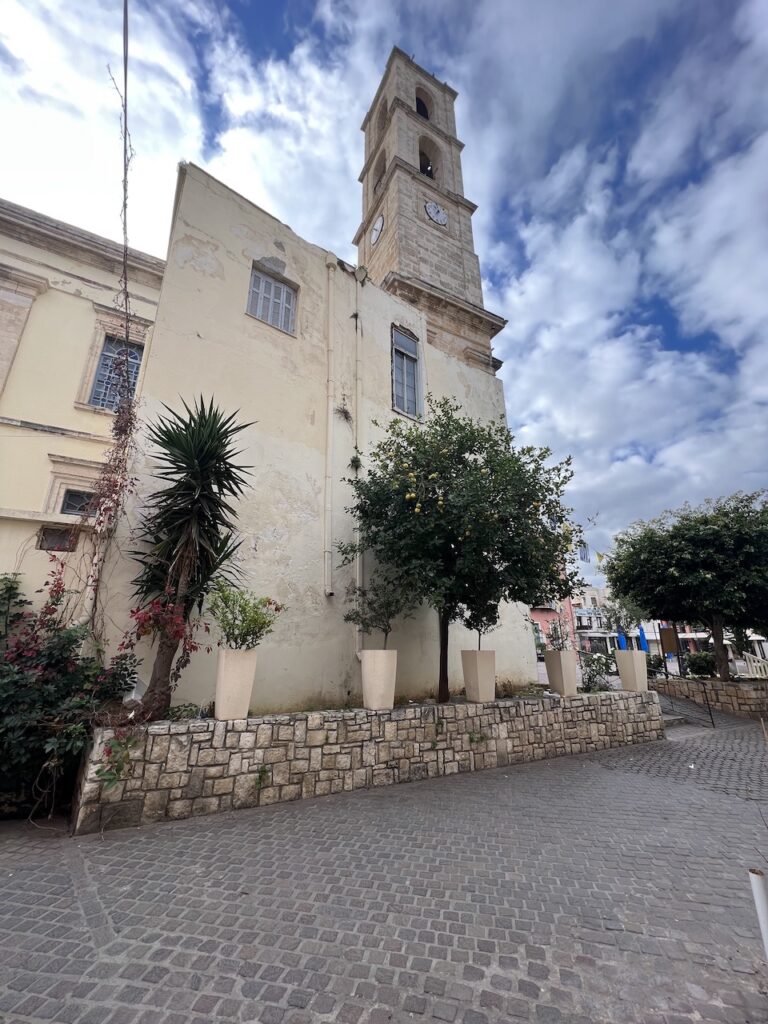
[[61, 489, 95, 516], [38, 527, 77, 552], [89, 335, 143, 410], [392, 328, 420, 417], [247, 267, 297, 334]]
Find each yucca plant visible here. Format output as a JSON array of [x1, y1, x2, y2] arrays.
[[133, 397, 251, 718]]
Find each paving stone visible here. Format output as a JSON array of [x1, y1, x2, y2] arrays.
[[0, 721, 766, 1024]]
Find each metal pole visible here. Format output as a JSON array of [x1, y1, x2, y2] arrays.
[[701, 681, 716, 729]]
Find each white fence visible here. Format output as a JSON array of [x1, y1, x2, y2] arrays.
[[744, 651, 768, 679]]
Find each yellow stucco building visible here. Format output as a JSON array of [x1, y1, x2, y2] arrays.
[[0, 48, 537, 708]]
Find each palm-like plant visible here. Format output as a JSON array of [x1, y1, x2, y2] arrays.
[[133, 397, 250, 717]]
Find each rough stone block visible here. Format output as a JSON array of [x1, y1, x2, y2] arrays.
[[142, 790, 169, 822], [192, 797, 221, 816], [233, 776, 261, 809]]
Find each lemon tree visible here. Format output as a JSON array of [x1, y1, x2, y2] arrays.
[[341, 397, 581, 702]]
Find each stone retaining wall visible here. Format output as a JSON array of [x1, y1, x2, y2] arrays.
[[654, 675, 768, 719], [73, 692, 663, 834]]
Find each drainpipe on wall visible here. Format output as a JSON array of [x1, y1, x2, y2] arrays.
[[323, 252, 337, 596], [354, 275, 364, 655]]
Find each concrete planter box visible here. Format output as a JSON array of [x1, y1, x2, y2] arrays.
[[543, 650, 578, 697], [461, 650, 496, 702], [360, 650, 397, 710], [615, 650, 648, 692], [215, 648, 258, 720]]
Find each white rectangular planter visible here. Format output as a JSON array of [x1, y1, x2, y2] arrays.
[[360, 649, 397, 710], [543, 650, 579, 697], [461, 650, 496, 702], [615, 649, 648, 692], [215, 647, 258, 720]]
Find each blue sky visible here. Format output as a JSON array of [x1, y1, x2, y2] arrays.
[[1, 0, 767, 578]]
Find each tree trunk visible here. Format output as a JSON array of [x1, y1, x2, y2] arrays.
[[142, 556, 193, 721], [143, 633, 181, 720], [438, 610, 450, 703], [711, 615, 730, 682]]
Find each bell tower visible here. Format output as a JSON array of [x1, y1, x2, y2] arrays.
[[353, 47, 505, 370]]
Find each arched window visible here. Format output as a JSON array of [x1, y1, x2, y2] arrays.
[[373, 151, 386, 192], [418, 136, 440, 182], [415, 87, 431, 121], [376, 102, 387, 139]]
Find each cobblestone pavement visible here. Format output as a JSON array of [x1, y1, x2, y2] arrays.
[[1, 724, 767, 1024]]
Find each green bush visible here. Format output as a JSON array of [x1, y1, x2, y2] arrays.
[[580, 652, 615, 692], [208, 582, 283, 649], [0, 578, 136, 813], [646, 653, 664, 674], [686, 650, 717, 677]]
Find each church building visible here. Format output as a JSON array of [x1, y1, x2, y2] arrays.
[[0, 48, 537, 709]]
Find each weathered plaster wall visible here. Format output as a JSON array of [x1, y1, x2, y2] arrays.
[[73, 691, 663, 834], [0, 200, 162, 604], [103, 164, 536, 711], [654, 675, 768, 719]]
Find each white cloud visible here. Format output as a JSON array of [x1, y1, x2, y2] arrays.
[[1, 0, 766, 585]]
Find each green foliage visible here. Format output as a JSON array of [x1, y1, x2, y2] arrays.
[[646, 653, 664, 674], [343, 572, 414, 648], [602, 595, 647, 634], [729, 626, 750, 657], [167, 701, 214, 721], [686, 651, 717, 677], [95, 732, 141, 790], [208, 583, 283, 650], [0, 574, 31, 652], [579, 652, 615, 692], [606, 492, 768, 681], [132, 397, 251, 715], [132, 397, 251, 614], [340, 397, 582, 697], [0, 582, 136, 811]]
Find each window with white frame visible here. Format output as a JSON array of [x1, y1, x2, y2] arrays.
[[392, 328, 421, 417], [89, 335, 143, 410], [247, 267, 297, 334]]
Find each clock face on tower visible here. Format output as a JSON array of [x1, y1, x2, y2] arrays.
[[425, 201, 448, 226], [370, 214, 384, 245]]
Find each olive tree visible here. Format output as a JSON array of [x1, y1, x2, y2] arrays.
[[341, 397, 582, 702], [605, 492, 768, 682]]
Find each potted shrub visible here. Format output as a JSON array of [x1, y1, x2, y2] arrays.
[[209, 583, 283, 720], [461, 603, 498, 703], [543, 614, 578, 696], [344, 574, 412, 710]]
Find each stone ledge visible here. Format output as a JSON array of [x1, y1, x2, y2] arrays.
[[72, 692, 663, 835], [654, 676, 768, 719]]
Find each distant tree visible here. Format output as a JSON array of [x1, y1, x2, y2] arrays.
[[340, 397, 582, 701], [602, 594, 647, 635], [605, 492, 768, 682], [132, 398, 250, 718]]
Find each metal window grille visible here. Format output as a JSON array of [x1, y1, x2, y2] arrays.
[[247, 268, 296, 334], [89, 335, 143, 410], [61, 489, 95, 516], [38, 527, 77, 552], [392, 329, 420, 416]]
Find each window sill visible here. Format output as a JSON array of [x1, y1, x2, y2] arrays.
[[0, 507, 95, 528], [74, 401, 116, 417], [244, 310, 297, 338], [392, 406, 423, 423]]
